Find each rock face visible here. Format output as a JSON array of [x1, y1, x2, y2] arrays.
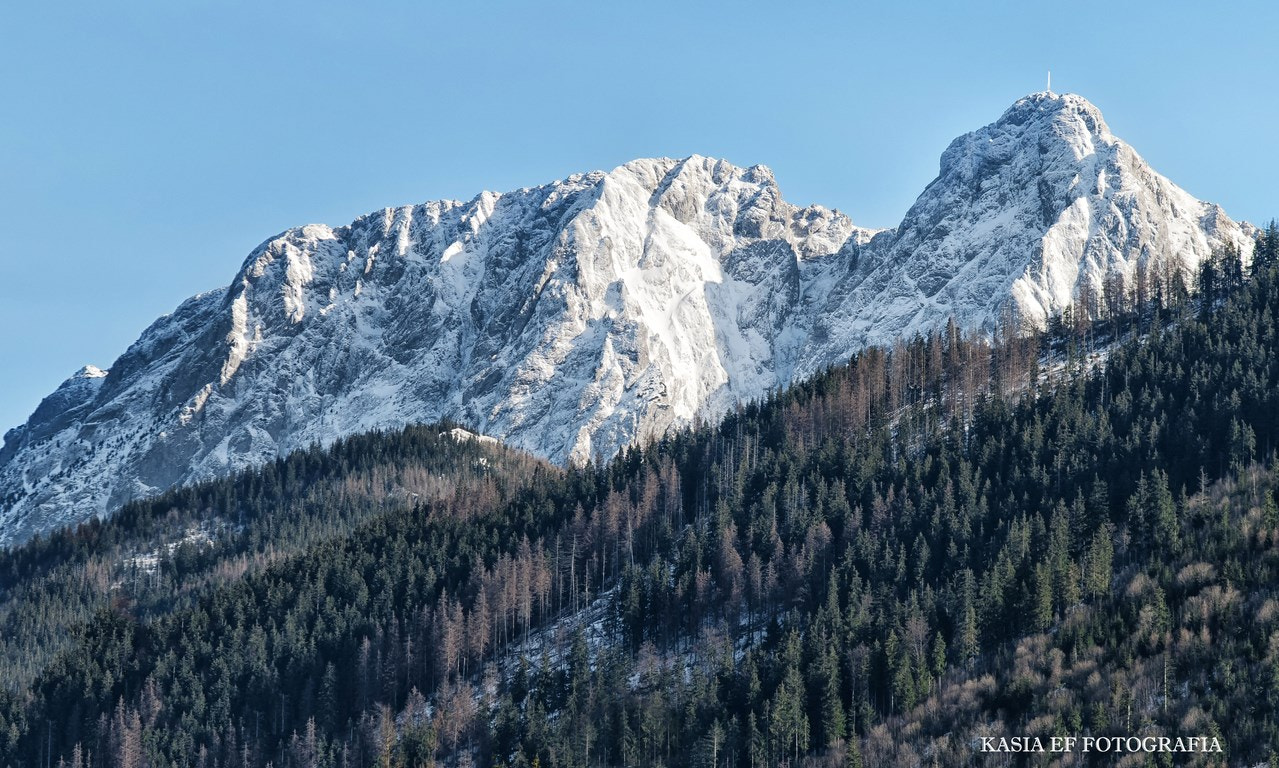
[[0, 92, 1255, 546]]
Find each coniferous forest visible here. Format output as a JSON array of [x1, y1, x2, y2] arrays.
[[3, 225, 1279, 766]]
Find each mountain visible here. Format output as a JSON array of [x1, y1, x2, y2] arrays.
[[0, 91, 1256, 547], [9, 244, 1279, 767]]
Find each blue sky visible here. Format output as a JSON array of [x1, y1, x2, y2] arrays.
[[2, 0, 1277, 436]]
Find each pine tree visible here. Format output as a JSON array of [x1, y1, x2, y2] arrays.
[[1084, 524, 1114, 600], [1033, 563, 1054, 631], [817, 647, 845, 748], [770, 632, 810, 764]]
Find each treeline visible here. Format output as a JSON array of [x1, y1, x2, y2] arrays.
[[4, 230, 1279, 766]]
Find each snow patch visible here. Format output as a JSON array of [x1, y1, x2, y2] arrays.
[[220, 288, 251, 386], [443, 427, 500, 446]]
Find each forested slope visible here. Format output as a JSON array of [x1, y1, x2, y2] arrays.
[[0, 425, 546, 692]]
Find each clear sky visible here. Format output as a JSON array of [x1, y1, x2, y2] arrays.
[[2, 0, 1276, 437]]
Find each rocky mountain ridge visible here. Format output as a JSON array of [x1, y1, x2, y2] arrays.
[[0, 91, 1255, 546]]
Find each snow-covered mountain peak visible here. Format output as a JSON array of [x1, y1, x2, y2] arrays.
[[997, 91, 1110, 129], [0, 96, 1257, 547], [75, 365, 109, 380], [938, 92, 1115, 185], [825, 91, 1255, 341]]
